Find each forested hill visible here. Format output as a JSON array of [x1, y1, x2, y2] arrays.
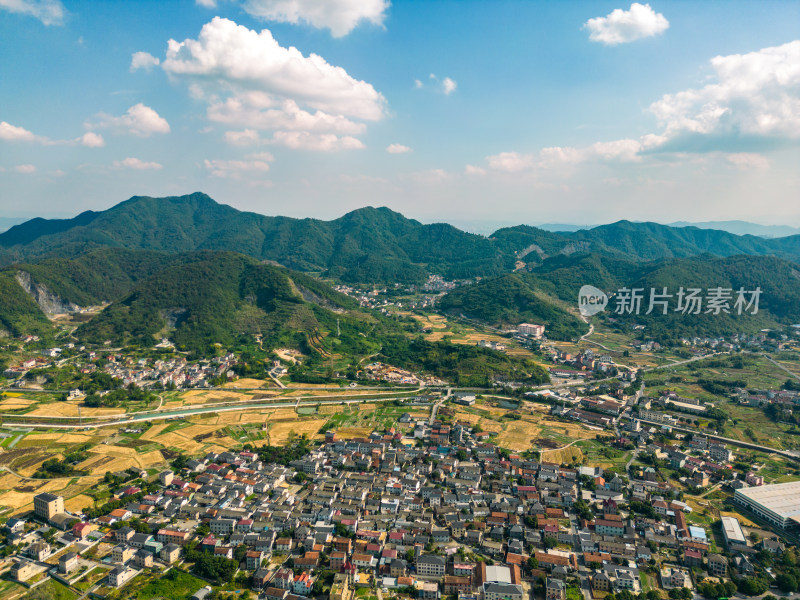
[[3, 193, 800, 283], [0, 193, 509, 283], [440, 253, 800, 343]]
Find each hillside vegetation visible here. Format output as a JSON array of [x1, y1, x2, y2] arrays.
[[5, 193, 800, 284]]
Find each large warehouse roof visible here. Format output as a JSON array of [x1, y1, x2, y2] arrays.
[[736, 481, 800, 520]]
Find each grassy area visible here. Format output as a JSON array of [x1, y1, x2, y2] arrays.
[[575, 439, 630, 471], [566, 586, 583, 600], [0, 579, 28, 600], [125, 569, 207, 600], [31, 579, 79, 600]]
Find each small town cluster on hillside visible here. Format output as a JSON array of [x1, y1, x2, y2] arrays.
[[4, 402, 796, 600], [4, 348, 239, 390]]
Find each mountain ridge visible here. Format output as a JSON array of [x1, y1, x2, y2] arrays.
[[3, 193, 800, 283]]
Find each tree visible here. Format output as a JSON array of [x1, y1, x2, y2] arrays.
[[777, 573, 798, 593]]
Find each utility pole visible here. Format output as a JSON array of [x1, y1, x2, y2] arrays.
[[337, 319, 340, 337]]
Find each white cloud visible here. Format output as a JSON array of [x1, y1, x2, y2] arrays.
[[162, 17, 386, 121], [272, 131, 365, 151], [130, 51, 160, 72], [725, 153, 769, 170], [584, 3, 669, 45], [89, 103, 171, 137], [0, 121, 39, 142], [424, 74, 458, 95], [13, 164, 36, 174], [414, 79, 423, 89], [209, 94, 366, 135], [1, 121, 105, 147], [204, 155, 273, 178], [386, 143, 411, 154], [225, 129, 262, 146], [243, 0, 389, 37], [80, 132, 105, 147], [0, 0, 64, 26], [464, 164, 487, 176], [486, 151, 536, 173], [113, 157, 163, 170], [196, 0, 217, 7], [650, 40, 800, 143]]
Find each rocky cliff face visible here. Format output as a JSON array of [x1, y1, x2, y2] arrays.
[[15, 270, 80, 314]]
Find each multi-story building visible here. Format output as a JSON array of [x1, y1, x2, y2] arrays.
[[546, 578, 566, 600], [708, 554, 727, 577], [417, 554, 446, 578], [485, 583, 524, 600], [33, 493, 64, 522]]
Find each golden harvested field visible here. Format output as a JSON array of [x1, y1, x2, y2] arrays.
[[268, 419, 326, 445], [65, 494, 94, 512], [541, 445, 583, 464], [0, 397, 37, 409], [209, 411, 272, 425], [18, 432, 96, 447], [0, 471, 101, 513], [425, 332, 453, 342], [221, 378, 269, 389], [26, 402, 124, 417], [495, 420, 542, 452], [77, 445, 165, 473], [182, 390, 255, 403], [541, 419, 601, 439], [140, 422, 171, 441], [318, 405, 345, 415], [334, 426, 374, 440]]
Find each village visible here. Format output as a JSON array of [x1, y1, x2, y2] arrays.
[[3, 387, 798, 600]]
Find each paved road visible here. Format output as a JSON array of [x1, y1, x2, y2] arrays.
[[629, 415, 800, 461], [1, 394, 425, 430]]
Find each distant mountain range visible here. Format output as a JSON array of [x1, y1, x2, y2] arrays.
[[537, 220, 800, 238], [4, 193, 800, 284], [3, 193, 800, 346], [0, 217, 28, 233]]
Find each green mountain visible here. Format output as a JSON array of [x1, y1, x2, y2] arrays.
[[0, 193, 509, 283], [440, 253, 800, 344], [75, 251, 381, 354], [6, 193, 800, 286], [437, 273, 587, 341]]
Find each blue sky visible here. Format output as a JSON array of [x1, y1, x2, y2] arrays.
[[1, 0, 798, 229]]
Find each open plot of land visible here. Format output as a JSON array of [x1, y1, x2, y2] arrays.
[[16, 432, 96, 448], [0, 471, 101, 513], [268, 419, 326, 445], [26, 401, 124, 417], [78, 444, 165, 473], [495, 421, 541, 452], [334, 426, 374, 440], [65, 493, 94, 512], [0, 397, 37, 410], [541, 445, 583, 464], [181, 390, 256, 404], [221, 378, 270, 388]]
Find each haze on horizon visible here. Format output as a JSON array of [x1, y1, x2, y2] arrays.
[[1, 1, 799, 225]]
